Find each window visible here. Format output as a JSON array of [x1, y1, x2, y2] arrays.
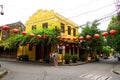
[[68, 26, 71, 35], [32, 25, 36, 30], [42, 22, 48, 28], [73, 28, 76, 36], [60, 23, 65, 33]]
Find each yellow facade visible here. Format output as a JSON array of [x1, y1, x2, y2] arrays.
[[18, 9, 79, 62]]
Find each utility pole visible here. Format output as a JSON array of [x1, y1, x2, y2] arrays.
[[0, 5, 4, 15]]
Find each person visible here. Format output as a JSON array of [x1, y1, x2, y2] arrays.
[[52, 52, 58, 67], [49, 52, 53, 64]]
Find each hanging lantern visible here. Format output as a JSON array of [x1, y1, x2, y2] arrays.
[[110, 30, 117, 35], [73, 37, 77, 41], [66, 44, 69, 47], [61, 36, 65, 40], [2, 25, 9, 30], [72, 45, 74, 47], [102, 32, 108, 37], [86, 35, 91, 40], [67, 37, 71, 40], [94, 34, 100, 39], [43, 34, 46, 39], [22, 31, 27, 36], [30, 33, 34, 38], [37, 35, 42, 39], [79, 36, 84, 41], [13, 29, 19, 34]]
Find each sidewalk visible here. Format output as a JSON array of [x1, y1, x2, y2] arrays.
[[112, 64, 120, 75], [0, 57, 87, 66]]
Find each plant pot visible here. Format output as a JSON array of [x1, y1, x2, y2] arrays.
[[72, 60, 77, 63], [65, 60, 70, 64]]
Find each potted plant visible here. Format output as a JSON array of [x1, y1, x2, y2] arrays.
[[63, 54, 71, 64], [71, 54, 78, 63], [18, 55, 29, 61]]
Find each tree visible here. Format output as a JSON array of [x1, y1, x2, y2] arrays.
[[79, 20, 104, 52], [3, 28, 60, 49], [107, 15, 120, 53]]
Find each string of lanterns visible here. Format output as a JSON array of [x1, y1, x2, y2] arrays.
[[2, 25, 117, 41]]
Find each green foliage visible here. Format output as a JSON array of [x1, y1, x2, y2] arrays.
[[3, 28, 60, 49], [107, 15, 120, 53], [71, 54, 78, 61], [79, 20, 104, 51], [63, 54, 71, 61]]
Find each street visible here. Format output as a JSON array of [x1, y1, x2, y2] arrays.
[[0, 57, 120, 80]]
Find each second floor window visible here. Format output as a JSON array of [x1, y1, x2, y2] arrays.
[[68, 26, 71, 35], [32, 25, 36, 30], [42, 22, 48, 28], [73, 28, 76, 36], [60, 23, 65, 33]]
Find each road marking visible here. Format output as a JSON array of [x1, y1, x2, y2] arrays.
[[79, 73, 112, 80]]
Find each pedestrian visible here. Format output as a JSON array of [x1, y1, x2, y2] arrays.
[[49, 52, 53, 64], [52, 52, 58, 67]]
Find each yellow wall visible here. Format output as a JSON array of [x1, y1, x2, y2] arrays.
[[23, 9, 79, 61]]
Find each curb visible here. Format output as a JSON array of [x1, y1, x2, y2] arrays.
[[113, 70, 120, 75], [0, 69, 8, 78]]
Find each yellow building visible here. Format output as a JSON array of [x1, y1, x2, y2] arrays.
[[17, 9, 79, 62]]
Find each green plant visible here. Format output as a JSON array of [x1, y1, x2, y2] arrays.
[[71, 54, 78, 63], [63, 54, 71, 61]]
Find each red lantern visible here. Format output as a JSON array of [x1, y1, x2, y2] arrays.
[[67, 37, 71, 40], [94, 34, 100, 39], [30, 33, 34, 38], [43, 34, 46, 39], [72, 45, 74, 47], [110, 30, 117, 35], [22, 31, 27, 36], [102, 32, 108, 37], [66, 44, 69, 47], [86, 35, 91, 40], [13, 29, 19, 33], [79, 36, 84, 41], [61, 36, 65, 40], [2, 25, 9, 30], [37, 35, 42, 39], [73, 37, 77, 41]]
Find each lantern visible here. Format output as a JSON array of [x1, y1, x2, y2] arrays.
[[2, 25, 9, 30], [37, 35, 42, 39], [110, 30, 117, 35], [67, 37, 71, 40], [13, 29, 19, 34], [43, 34, 46, 39], [72, 45, 74, 47], [30, 33, 34, 38], [73, 37, 77, 41], [79, 36, 84, 41], [102, 32, 108, 37], [66, 44, 69, 47], [22, 31, 27, 36], [86, 35, 91, 40], [94, 34, 100, 39], [61, 36, 65, 40]]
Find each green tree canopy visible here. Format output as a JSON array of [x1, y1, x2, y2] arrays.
[[79, 20, 104, 51]]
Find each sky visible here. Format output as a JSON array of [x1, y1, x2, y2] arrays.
[[0, 0, 117, 32]]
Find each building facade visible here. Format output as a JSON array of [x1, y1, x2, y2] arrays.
[[17, 9, 80, 62]]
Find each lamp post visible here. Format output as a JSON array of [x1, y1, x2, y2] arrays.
[[0, 5, 4, 15]]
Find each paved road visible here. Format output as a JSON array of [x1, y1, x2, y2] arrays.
[[0, 57, 120, 80]]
